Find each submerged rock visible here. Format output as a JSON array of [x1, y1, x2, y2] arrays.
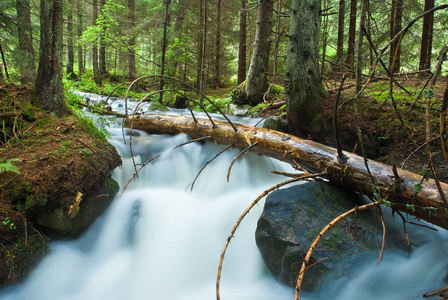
[[255, 181, 408, 290]]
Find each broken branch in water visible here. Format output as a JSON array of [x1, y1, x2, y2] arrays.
[[216, 172, 327, 300]]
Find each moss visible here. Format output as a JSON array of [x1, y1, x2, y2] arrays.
[[37, 117, 50, 128], [249, 103, 268, 116], [22, 102, 36, 121]]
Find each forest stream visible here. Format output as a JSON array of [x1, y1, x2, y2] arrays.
[[1, 94, 448, 300]]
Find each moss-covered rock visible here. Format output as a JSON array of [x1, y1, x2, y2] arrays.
[[255, 181, 408, 290]]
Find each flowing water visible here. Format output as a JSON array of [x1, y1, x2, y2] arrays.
[[1, 94, 447, 300]]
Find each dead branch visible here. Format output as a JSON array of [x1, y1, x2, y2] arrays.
[[216, 173, 327, 300], [227, 142, 258, 182], [190, 145, 233, 192], [121, 136, 212, 195], [294, 201, 382, 300]]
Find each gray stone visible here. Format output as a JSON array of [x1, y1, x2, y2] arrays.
[[35, 177, 119, 238], [255, 181, 407, 290], [225, 103, 252, 116], [262, 115, 289, 133]]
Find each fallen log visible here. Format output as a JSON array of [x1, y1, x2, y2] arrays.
[[124, 114, 448, 230]]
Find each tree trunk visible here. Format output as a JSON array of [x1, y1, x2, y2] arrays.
[[245, 0, 274, 105], [237, 0, 247, 85], [336, 0, 345, 68], [127, 0, 137, 81], [159, 0, 171, 102], [66, 5, 77, 80], [346, 0, 357, 72], [124, 114, 448, 231], [171, 0, 188, 77], [196, 0, 205, 92], [272, 0, 283, 83], [92, 0, 101, 86], [99, 0, 108, 77], [419, 0, 435, 72], [33, 0, 69, 117], [0, 43, 9, 79], [16, 0, 35, 84], [77, 0, 84, 81], [355, 0, 366, 92], [213, 0, 223, 89], [285, 0, 324, 138], [389, 0, 403, 73], [320, 0, 329, 76]]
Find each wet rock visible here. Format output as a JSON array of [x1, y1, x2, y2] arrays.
[[34, 177, 119, 239], [263, 115, 289, 133], [255, 181, 408, 290], [225, 103, 252, 116]]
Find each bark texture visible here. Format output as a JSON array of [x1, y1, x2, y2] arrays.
[[124, 114, 448, 231], [33, 0, 69, 117], [245, 0, 274, 105], [237, 0, 247, 85], [419, 0, 435, 72], [16, 0, 35, 84], [127, 0, 137, 81], [285, 0, 324, 137]]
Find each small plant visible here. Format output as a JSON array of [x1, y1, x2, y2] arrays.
[[372, 184, 382, 202], [413, 182, 423, 193], [406, 204, 416, 213], [2, 217, 17, 230], [424, 206, 437, 217], [0, 156, 21, 174], [61, 141, 73, 147]]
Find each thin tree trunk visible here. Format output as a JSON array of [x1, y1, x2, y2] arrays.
[[237, 0, 247, 85], [389, 0, 403, 73], [272, 0, 283, 83], [16, 0, 35, 84], [355, 0, 366, 92], [92, 0, 101, 86], [196, 0, 205, 92], [125, 114, 448, 231], [321, 0, 329, 76], [158, 0, 171, 103], [336, 0, 345, 67], [346, 0, 357, 72], [0, 43, 9, 79], [77, 0, 84, 81], [127, 0, 136, 81], [99, 0, 108, 77], [171, 0, 187, 76], [419, 0, 435, 72], [245, 0, 274, 105], [213, 0, 223, 89], [66, 5, 76, 80]]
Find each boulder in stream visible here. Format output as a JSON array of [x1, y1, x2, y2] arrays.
[[255, 181, 408, 290]]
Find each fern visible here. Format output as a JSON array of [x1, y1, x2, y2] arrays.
[[0, 158, 21, 174]]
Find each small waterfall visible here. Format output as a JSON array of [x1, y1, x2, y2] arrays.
[[1, 102, 447, 300]]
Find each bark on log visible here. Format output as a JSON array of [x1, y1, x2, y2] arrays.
[[124, 114, 448, 230]]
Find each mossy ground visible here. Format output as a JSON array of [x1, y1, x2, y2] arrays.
[[0, 82, 121, 287]]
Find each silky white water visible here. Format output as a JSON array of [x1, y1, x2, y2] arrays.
[[1, 102, 447, 299]]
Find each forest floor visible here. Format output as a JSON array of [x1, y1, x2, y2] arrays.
[[320, 75, 448, 183], [250, 75, 448, 183]]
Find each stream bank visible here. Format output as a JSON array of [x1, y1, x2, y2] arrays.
[[0, 83, 121, 287]]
